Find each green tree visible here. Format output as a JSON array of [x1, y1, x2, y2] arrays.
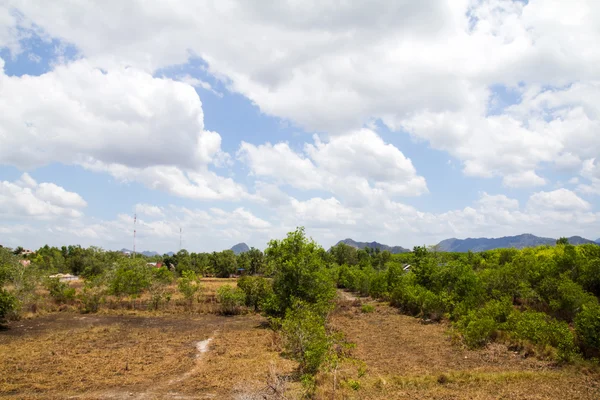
[[556, 237, 569, 245], [177, 270, 201, 309], [211, 250, 237, 278], [266, 227, 335, 316]]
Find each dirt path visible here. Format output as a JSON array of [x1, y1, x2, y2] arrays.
[[337, 289, 360, 302]]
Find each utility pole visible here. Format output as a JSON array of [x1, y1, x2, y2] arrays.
[[133, 213, 137, 258]]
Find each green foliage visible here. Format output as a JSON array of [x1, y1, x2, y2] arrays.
[[216, 285, 246, 315], [505, 311, 578, 361], [266, 227, 335, 316], [361, 304, 375, 313], [281, 300, 331, 375], [211, 250, 237, 278], [346, 379, 361, 391], [148, 267, 174, 310], [0, 289, 16, 322], [108, 259, 151, 300], [78, 281, 104, 313], [574, 303, 600, 358], [45, 277, 76, 304], [177, 270, 201, 308], [237, 275, 273, 311]]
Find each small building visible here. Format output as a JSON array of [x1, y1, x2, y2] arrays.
[[147, 262, 164, 268], [19, 260, 31, 267], [49, 273, 79, 282]]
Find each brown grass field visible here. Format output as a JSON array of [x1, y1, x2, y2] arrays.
[[1, 283, 599, 399]]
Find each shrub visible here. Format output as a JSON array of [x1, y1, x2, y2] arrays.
[[45, 277, 76, 304], [148, 267, 173, 310], [361, 304, 375, 313], [0, 289, 17, 322], [78, 282, 104, 313], [461, 315, 497, 348], [237, 275, 273, 311], [177, 270, 201, 309], [217, 285, 246, 315], [457, 298, 512, 348], [574, 303, 600, 358], [506, 310, 578, 361], [281, 300, 330, 375]]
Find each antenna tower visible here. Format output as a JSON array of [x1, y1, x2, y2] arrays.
[[179, 227, 182, 251], [133, 213, 137, 258]]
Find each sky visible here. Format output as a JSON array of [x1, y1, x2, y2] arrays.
[[1, 0, 599, 253]]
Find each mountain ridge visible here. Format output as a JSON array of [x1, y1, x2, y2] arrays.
[[436, 234, 598, 252], [335, 238, 410, 254], [230, 242, 250, 255]]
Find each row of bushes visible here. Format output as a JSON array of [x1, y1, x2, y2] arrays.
[[335, 243, 600, 362]]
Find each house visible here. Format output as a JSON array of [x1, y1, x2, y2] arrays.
[[147, 262, 163, 268], [19, 260, 31, 267]]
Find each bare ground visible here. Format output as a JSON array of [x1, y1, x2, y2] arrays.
[[326, 298, 600, 399]]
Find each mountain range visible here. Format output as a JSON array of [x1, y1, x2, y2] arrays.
[[230, 243, 250, 255], [436, 234, 598, 252], [335, 239, 410, 254]]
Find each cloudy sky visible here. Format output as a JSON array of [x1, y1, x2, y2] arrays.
[[1, 0, 599, 252]]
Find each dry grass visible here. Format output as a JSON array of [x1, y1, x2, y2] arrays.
[[323, 299, 600, 399], [0, 312, 300, 399], [3, 288, 599, 399]]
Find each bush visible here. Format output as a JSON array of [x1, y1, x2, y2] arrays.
[[461, 315, 497, 348], [281, 300, 331, 375], [361, 304, 375, 313], [217, 285, 246, 315], [0, 289, 17, 322], [506, 310, 578, 361], [177, 270, 201, 309], [78, 282, 104, 313], [148, 267, 173, 310], [574, 303, 600, 358], [237, 275, 273, 311], [457, 298, 512, 348], [45, 277, 76, 304]]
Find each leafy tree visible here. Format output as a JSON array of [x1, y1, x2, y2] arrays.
[[45, 277, 76, 304], [108, 259, 150, 306], [177, 270, 202, 309], [148, 266, 174, 310], [247, 247, 266, 275], [556, 237, 569, 245], [574, 303, 600, 358], [266, 227, 335, 316], [211, 250, 237, 278], [330, 243, 358, 266]]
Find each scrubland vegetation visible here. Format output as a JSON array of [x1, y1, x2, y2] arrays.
[[1, 230, 599, 399]]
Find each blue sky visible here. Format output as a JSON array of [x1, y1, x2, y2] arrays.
[[0, 1, 599, 252]]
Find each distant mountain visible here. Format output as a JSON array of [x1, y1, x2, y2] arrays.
[[231, 243, 250, 255], [120, 248, 160, 257], [436, 234, 598, 252], [336, 239, 410, 254], [596, 238, 600, 244]]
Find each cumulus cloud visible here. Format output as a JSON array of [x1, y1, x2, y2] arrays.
[[527, 189, 591, 212], [239, 129, 428, 206], [0, 173, 86, 219], [0, 58, 246, 200], [134, 203, 165, 218]]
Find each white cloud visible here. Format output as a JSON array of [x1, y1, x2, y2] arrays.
[[528, 189, 591, 212], [134, 203, 165, 218], [7, 0, 600, 186], [0, 173, 86, 219], [503, 170, 547, 188], [240, 129, 428, 206], [0, 58, 247, 200]]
